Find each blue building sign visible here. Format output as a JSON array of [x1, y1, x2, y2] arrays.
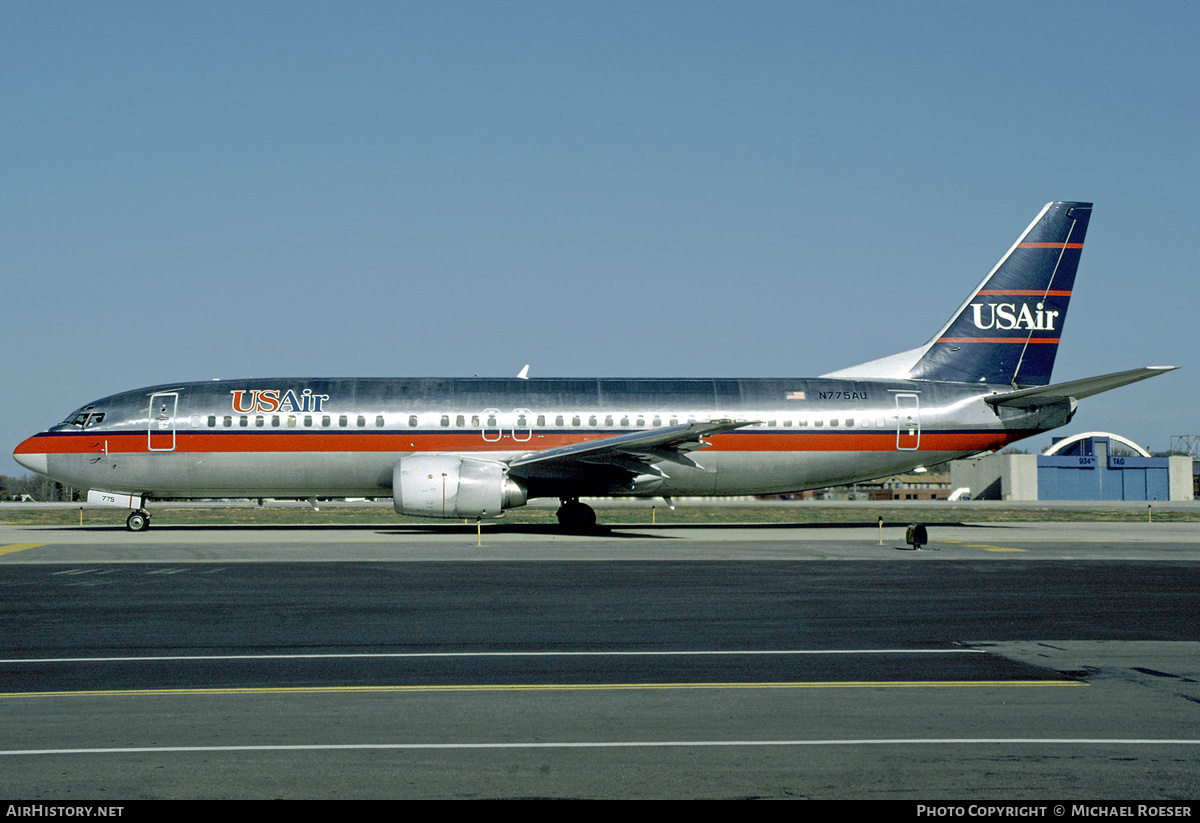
[[1038, 437, 1170, 501]]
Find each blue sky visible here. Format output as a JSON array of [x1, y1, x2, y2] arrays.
[[4, 1, 1197, 468]]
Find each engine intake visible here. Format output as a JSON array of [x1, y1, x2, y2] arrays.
[[393, 454, 527, 519]]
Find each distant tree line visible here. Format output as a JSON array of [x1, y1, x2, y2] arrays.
[[0, 474, 81, 502]]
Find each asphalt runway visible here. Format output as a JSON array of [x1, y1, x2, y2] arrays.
[[1, 519, 1198, 799]]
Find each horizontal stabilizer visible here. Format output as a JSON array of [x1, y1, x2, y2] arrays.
[[984, 366, 1177, 409]]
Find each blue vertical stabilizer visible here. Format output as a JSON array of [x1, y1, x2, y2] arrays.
[[910, 201, 1091, 387]]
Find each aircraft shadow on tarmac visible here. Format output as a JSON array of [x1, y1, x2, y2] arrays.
[[38, 519, 1008, 539]]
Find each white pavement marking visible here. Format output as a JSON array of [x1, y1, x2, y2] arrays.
[[3, 738, 1199, 757]]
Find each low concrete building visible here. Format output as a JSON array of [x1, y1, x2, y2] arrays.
[[951, 453, 1039, 500]]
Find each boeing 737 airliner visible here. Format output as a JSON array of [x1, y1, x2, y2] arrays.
[[14, 202, 1175, 531]]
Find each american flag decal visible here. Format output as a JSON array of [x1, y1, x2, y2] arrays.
[[786, 391, 806, 400]]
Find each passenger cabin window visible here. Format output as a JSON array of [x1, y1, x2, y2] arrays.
[[239, 415, 248, 427], [440, 415, 450, 427], [256, 415, 265, 427], [271, 416, 281, 428], [375, 415, 384, 428], [321, 415, 331, 427], [207, 415, 217, 427], [408, 415, 418, 427], [357, 415, 366, 427], [456, 415, 465, 427], [339, 415, 348, 427], [223, 416, 232, 427]]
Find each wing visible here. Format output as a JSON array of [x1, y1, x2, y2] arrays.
[[507, 419, 754, 481]]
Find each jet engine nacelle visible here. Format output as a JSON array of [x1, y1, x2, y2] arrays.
[[392, 454, 527, 519]]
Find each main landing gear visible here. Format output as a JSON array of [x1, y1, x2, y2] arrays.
[[126, 510, 151, 532], [556, 498, 597, 533]]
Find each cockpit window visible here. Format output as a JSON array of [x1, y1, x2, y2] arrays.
[[62, 407, 93, 426], [62, 407, 105, 427]]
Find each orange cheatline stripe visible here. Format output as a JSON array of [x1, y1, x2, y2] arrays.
[[16, 429, 1021, 456], [976, 290, 1071, 296], [938, 337, 1059, 344]]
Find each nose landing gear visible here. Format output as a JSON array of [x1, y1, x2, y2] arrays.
[[126, 511, 151, 532]]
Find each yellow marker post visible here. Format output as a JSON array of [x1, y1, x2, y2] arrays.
[[878, 516, 883, 545]]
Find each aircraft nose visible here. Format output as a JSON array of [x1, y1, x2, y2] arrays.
[[13, 437, 48, 476]]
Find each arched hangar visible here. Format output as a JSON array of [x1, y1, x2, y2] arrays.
[[950, 433, 1193, 501]]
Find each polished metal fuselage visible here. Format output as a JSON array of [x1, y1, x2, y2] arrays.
[[18, 376, 1068, 501]]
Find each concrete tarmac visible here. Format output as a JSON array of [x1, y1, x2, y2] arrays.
[[1, 520, 1198, 799], [2, 518, 1198, 560]]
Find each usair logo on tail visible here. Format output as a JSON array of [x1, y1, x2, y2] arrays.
[[970, 302, 1060, 332]]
